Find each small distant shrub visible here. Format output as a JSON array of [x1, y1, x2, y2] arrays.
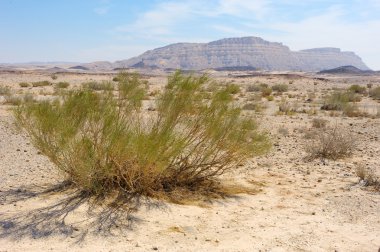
[[112, 76, 119, 82], [311, 118, 328, 128], [15, 71, 270, 200], [356, 165, 379, 190], [32, 81, 51, 87], [0, 86, 11, 95], [305, 126, 355, 160], [51, 74, 58, 80], [19, 82, 30, 88], [348, 85, 366, 94], [246, 83, 270, 94], [261, 87, 272, 97], [83, 81, 114, 91], [55, 82, 70, 89], [226, 84, 240, 94], [278, 99, 297, 115], [272, 84, 288, 93], [342, 104, 367, 117], [321, 91, 361, 111], [266, 95, 274, 101], [369, 86, 380, 100]]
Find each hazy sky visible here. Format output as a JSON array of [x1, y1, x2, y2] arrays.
[[1, 0, 380, 69]]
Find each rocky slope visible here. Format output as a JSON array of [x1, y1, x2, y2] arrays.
[[115, 37, 369, 71]]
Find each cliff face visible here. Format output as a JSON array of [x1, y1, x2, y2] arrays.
[[115, 37, 369, 71]]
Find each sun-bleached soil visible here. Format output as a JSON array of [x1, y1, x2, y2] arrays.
[[0, 71, 379, 251]]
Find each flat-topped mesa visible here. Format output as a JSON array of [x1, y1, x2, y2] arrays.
[[114, 36, 370, 71]]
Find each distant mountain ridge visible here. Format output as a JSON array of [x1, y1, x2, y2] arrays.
[[318, 65, 377, 75], [114, 37, 370, 72]]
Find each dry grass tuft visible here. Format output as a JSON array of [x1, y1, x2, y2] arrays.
[[305, 125, 356, 160]]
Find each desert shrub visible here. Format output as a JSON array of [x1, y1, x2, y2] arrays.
[[321, 91, 361, 111], [0, 86, 11, 95], [348, 85, 366, 94], [226, 83, 240, 94], [112, 76, 119, 82], [15, 71, 270, 199], [32, 81, 51, 87], [356, 165, 379, 190], [278, 99, 297, 115], [369, 86, 380, 100], [246, 83, 269, 93], [305, 126, 355, 160], [19, 82, 30, 88], [83, 81, 114, 91], [266, 95, 274, 101], [272, 84, 288, 93], [311, 118, 328, 128], [342, 104, 367, 117], [55, 82, 70, 89], [261, 87, 272, 97], [51, 74, 58, 80]]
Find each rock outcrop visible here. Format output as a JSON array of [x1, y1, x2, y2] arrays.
[[114, 37, 369, 71]]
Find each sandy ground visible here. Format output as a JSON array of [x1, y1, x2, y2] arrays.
[[0, 71, 380, 251]]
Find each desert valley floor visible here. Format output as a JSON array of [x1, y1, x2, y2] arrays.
[[0, 70, 379, 251]]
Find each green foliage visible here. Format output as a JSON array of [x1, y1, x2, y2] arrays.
[[32, 81, 51, 87], [83, 81, 114, 91], [369, 86, 380, 100], [272, 84, 288, 93], [15, 71, 270, 199]]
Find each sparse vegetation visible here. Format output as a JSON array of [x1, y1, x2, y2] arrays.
[[0, 86, 11, 95], [369, 86, 380, 100], [348, 84, 366, 94], [226, 83, 240, 94], [321, 91, 361, 111], [356, 165, 379, 190], [19, 82, 30, 88], [55, 82, 70, 89], [15, 71, 270, 201], [83, 81, 114, 91], [32, 81, 51, 87], [261, 87, 272, 97], [311, 118, 328, 128], [272, 84, 288, 93], [305, 126, 355, 160], [51, 74, 58, 80]]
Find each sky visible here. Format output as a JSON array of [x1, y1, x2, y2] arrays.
[[1, 0, 380, 70]]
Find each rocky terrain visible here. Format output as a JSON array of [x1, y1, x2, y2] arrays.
[[115, 37, 370, 71], [0, 70, 379, 251]]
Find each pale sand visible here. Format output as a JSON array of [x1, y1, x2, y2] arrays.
[[0, 71, 379, 251]]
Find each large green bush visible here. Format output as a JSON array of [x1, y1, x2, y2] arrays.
[[15, 71, 270, 199]]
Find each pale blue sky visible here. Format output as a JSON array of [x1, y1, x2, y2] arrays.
[[1, 0, 380, 69]]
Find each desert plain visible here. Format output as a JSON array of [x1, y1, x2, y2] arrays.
[[0, 69, 379, 252]]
